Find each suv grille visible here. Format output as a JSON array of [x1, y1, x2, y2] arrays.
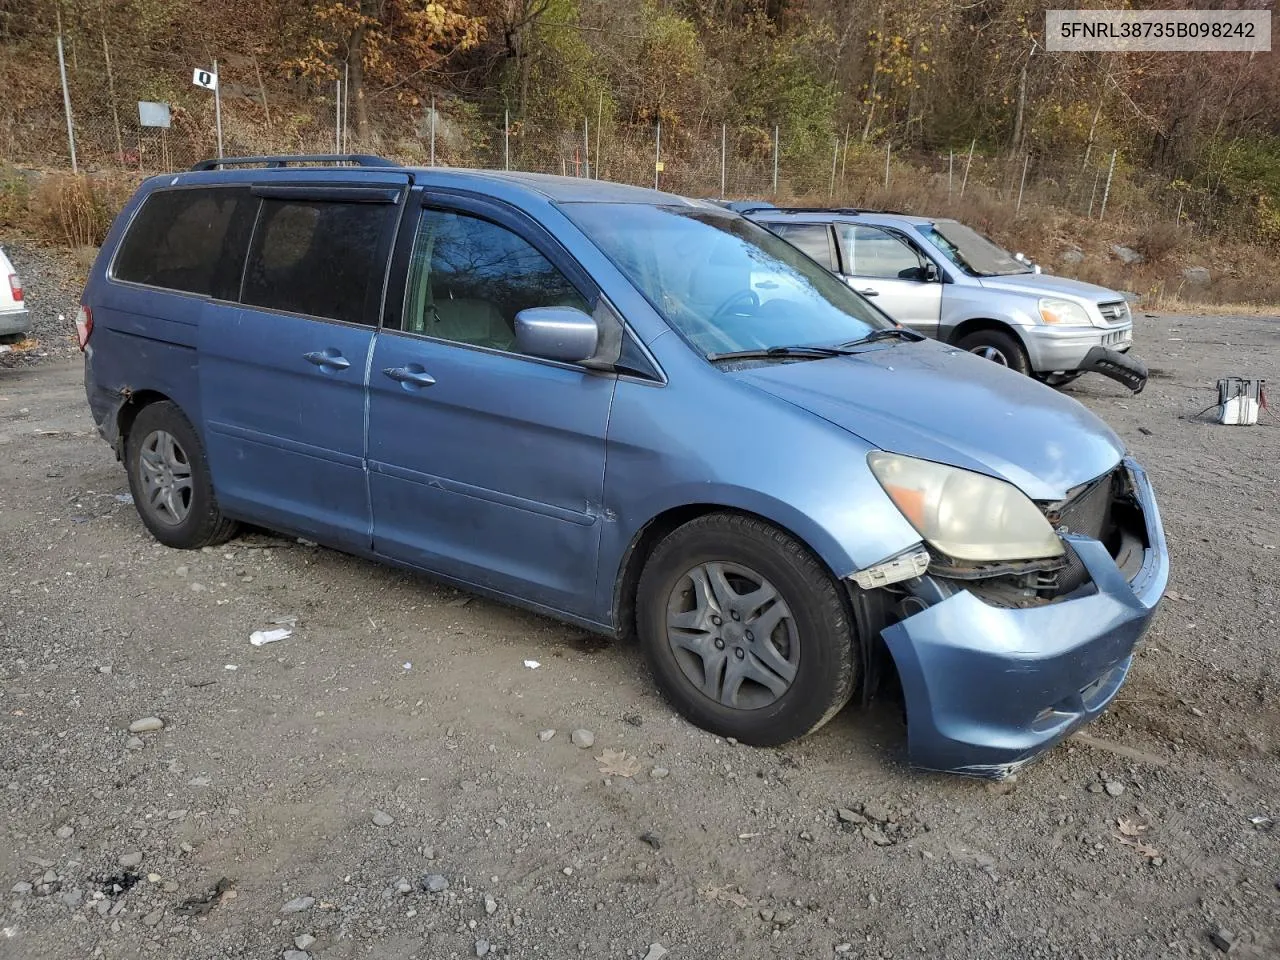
[[1098, 300, 1130, 324]]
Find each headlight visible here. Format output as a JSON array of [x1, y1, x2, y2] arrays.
[[1038, 298, 1092, 326], [868, 452, 1064, 562]]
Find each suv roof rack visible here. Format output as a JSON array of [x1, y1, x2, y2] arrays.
[[747, 205, 866, 216], [190, 154, 398, 171]]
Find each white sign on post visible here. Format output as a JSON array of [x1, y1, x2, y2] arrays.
[[192, 67, 218, 91]]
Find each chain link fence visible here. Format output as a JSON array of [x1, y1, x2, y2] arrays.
[[0, 30, 1233, 238]]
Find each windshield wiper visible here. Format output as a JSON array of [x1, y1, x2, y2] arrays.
[[707, 344, 860, 362], [837, 327, 926, 348]]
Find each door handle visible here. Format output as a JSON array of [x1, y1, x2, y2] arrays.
[[303, 349, 351, 370], [382, 366, 436, 387], [857, 288, 880, 297]]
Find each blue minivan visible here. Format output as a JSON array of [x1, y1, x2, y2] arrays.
[[80, 156, 1168, 777]]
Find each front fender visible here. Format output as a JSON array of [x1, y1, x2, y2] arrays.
[[593, 371, 923, 626]]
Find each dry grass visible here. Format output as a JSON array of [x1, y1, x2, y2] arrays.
[[31, 174, 110, 247], [1132, 221, 1189, 262], [26, 172, 136, 248]]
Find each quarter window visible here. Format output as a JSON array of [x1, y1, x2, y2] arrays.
[[839, 225, 925, 280], [241, 199, 395, 325], [112, 187, 256, 299], [400, 209, 589, 353]]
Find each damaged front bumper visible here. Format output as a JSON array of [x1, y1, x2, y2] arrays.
[[881, 458, 1168, 779]]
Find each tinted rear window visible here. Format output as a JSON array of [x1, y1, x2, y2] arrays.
[[241, 199, 395, 325], [113, 187, 256, 298]]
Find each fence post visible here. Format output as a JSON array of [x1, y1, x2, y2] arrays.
[[1016, 153, 1029, 214], [720, 123, 726, 197], [504, 108, 510, 171], [829, 139, 839, 198], [883, 141, 891, 189], [335, 79, 342, 153], [99, 19, 123, 161], [948, 151, 954, 198], [213, 59, 224, 158], [430, 95, 436, 166], [654, 119, 661, 190], [582, 117, 589, 178], [840, 123, 850, 189], [772, 125, 779, 195], [1098, 149, 1117, 220], [343, 62, 350, 151], [959, 139, 975, 197], [595, 91, 603, 178], [56, 29, 78, 173]]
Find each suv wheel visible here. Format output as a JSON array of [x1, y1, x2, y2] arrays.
[[125, 401, 238, 549], [636, 513, 857, 746], [955, 329, 1031, 376]]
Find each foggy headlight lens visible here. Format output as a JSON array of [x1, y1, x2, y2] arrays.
[[868, 452, 1064, 562], [1038, 298, 1092, 326]]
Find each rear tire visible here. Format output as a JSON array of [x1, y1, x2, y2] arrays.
[[124, 401, 238, 549], [955, 328, 1031, 376], [636, 513, 857, 746]]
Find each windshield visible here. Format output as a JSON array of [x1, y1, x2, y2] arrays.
[[565, 203, 892, 357], [920, 220, 1032, 277]]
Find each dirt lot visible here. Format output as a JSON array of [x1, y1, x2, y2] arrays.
[[1, 303, 1278, 960]]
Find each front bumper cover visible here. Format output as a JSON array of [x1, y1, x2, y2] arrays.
[[1079, 345, 1148, 393], [881, 458, 1168, 778]]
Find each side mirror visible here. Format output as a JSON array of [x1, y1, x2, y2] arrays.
[[515, 306, 599, 364], [923, 261, 940, 282]]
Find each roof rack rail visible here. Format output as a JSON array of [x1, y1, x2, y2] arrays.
[[749, 205, 867, 216], [190, 154, 397, 171]]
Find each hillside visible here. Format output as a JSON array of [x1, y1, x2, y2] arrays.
[[2, 0, 1278, 305]]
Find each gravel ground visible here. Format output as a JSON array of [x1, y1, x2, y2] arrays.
[[0, 239, 85, 368], [1, 308, 1278, 960]]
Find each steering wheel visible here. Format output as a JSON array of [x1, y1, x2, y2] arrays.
[[709, 289, 760, 324]]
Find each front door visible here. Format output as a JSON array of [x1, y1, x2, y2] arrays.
[[836, 223, 943, 337], [199, 186, 402, 551], [367, 197, 615, 616]]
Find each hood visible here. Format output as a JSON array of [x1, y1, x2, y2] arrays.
[[730, 340, 1124, 500], [978, 272, 1123, 303]]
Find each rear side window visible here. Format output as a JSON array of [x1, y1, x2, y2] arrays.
[[771, 223, 835, 270], [241, 199, 395, 325], [113, 187, 256, 298]]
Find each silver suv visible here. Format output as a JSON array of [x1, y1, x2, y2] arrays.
[[743, 206, 1145, 391]]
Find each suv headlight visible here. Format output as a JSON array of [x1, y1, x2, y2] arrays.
[[868, 452, 1064, 562], [1038, 298, 1092, 326]]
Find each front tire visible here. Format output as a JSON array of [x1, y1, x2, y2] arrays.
[[955, 328, 1031, 376], [124, 401, 238, 549], [636, 513, 857, 746]]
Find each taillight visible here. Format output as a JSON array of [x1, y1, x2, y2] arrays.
[[6, 273, 20, 302], [76, 305, 94, 350]]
